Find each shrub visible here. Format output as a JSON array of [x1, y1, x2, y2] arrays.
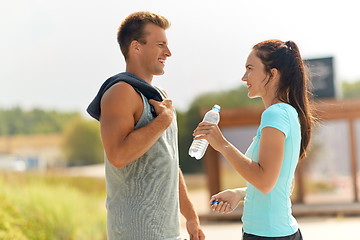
[[0, 172, 106, 240]]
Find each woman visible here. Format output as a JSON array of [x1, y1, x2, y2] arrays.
[[193, 39, 314, 239]]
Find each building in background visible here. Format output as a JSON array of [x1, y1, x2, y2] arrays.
[[0, 134, 65, 171]]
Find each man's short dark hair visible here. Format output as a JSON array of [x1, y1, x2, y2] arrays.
[[117, 11, 170, 60]]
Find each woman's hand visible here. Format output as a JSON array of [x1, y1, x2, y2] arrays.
[[209, 188, 246, 214], [192, 121, 228, 153]]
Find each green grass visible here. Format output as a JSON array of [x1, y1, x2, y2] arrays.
[[0, 172, 107, 240]]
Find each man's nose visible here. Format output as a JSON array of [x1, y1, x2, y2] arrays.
[[165, 46, 172, 57]]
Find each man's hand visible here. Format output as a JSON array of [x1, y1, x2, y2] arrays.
[[185, 219, 205, 240], [149, 99, 173, 128]]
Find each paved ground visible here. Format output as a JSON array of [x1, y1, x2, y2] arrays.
[[180, 216, 360, 240]]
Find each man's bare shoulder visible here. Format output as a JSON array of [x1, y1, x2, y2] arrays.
[[100, 82, 142, 116]]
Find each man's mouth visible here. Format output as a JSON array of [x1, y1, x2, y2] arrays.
[[158, 58, 165, 64]]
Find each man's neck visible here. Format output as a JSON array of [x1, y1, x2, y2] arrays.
[[126, 66, 153, 84]]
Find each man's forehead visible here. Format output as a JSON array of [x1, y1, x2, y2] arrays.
[[143, 25, 167, 41], [144, 23, 165, 33]]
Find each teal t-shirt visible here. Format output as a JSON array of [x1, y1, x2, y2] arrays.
[[242, 103, 301, 237]]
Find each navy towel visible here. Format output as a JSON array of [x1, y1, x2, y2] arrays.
[[87, 72, 163, 121]]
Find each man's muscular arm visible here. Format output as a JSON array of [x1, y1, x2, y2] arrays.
[[100, 82, 173, 169]]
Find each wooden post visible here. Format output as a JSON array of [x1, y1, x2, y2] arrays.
[[295, 160, 305, 203], [349, 118, 359, 202], [204, 146, 221, 197]]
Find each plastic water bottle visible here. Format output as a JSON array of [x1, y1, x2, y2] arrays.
[[189, 104, 220, 160]]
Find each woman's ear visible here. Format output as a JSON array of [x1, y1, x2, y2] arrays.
[[270, 68, 280, 81]]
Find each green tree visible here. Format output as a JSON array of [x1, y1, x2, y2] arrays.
[[0, 107, 80, 135], [177, 106, 203, 173], [62, 117, 104, 166]]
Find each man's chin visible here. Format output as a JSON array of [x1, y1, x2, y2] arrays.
[[155, 70, 165, 76]]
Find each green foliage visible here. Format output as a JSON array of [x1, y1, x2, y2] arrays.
[[177, 107, 203, 173], [62, 118, 104, 166], [0, 107, 80, 136], [342, 80, 360, 99], [0, 172, 106, 240]]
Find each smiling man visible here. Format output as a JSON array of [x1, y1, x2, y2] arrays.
[[86, 12, 205, 240]]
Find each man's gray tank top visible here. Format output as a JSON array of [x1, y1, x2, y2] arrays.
[[105, 88, 181, 240]]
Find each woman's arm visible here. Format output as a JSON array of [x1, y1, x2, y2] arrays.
[[193, 122, 285, 193]]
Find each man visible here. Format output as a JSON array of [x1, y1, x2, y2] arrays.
[[87, 11, 205, 240]]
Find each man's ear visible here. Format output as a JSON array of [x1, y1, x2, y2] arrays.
[[129, 40, 141, 55]]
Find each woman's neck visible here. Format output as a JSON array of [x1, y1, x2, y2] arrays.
[[262, 95, 282, 109]]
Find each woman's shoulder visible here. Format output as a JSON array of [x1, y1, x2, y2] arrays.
[[259, 103, 298, 138], [261, 103, 299, 126], [265, 103, 297, 117]]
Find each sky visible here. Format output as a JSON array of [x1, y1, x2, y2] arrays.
[[1, 0, 359, 116]]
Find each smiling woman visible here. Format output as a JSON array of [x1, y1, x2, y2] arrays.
[[242, 50, 270, 99], [192, 39, 314, 239]]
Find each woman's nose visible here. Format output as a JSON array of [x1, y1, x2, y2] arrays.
[[241, 73, 247, 82]]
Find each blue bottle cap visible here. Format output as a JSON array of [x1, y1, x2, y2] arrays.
[[211, 200, 220, 205], [212, 104, 220, 112]]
